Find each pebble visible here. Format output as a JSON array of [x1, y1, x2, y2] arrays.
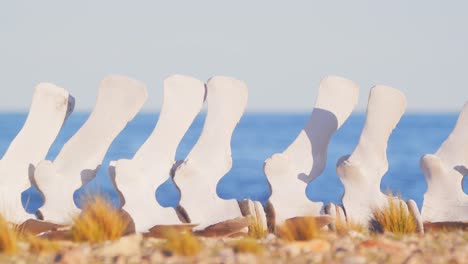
[[263, 233, 276, 241], [95, 234, 142, 257], [54, 246, 91, 264], [283, 239, 331, 257], [343, 256, 367, 264]]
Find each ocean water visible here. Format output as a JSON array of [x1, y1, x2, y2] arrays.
[[0, 112, 466, 214]]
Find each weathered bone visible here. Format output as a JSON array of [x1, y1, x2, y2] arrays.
[[420, 102, 468, 222], [263, 76, 359, 226], [336, 85, 406, 225], [33, 76, 147, 224], [172, 76, 249, 231], [323, 203, 346, 231], [407, 199, 424, 233], [0, 83, 73, 223], [111, 75, 205, 232]]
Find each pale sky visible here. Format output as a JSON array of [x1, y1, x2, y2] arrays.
[[1, 0, 467, 112]]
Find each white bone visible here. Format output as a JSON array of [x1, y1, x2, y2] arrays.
[[420, 102, 468, 222], [407, 199, 424, 233], [337, 85, 406, 225], [33, 76, 147, 224], [0, 83, 72, 223], [263, 76, 359, 226], [172, 76, 248, 231], [111, 75, 205, 232]]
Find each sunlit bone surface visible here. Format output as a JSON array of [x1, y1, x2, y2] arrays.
[[33, 76, 147, 224], [111, 75, 206, 232], [173, 76, 248, 231], [263, 76, 359, 226], [337, 85, 406, 225], [420, 102, 468, 222], [0, 83, 73, 223]]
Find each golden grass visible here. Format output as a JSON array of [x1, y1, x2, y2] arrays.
[[371, 195, 417, 235], [72, 195, 129, 243], [335, 216, 366, 235], [22, 234, 60, 253], [248, 219, 268, 239], [277, 217, 319, 241], [162, 228, 202, 256], [0, 214, 18, 255], [248, 206, 268, 239], [231, 238, 264, 254]]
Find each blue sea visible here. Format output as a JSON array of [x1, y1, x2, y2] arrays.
[[0, 113, 465, 214]]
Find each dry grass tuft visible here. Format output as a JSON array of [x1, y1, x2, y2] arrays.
[[248, 219, 268, 239], [277, 217, 319, 241], [248, 206, 268, 239], [346, 221, 366, 234], [231, 237, 264, 254], [23, 234, 60, 253], [72, 195, 129, 243], [335, 214, 366, 235], [0, 214, 18, 255], [371, 195, 416, 235], [162, 228, 202, 256]]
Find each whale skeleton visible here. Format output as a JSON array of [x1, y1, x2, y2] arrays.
[[111, 75, 206, 233], [0, 83, 73, 223], [263, 76, 359, 230], [334, 85, 422, 231], [32, 75, 147, 224], [420, 102, 468, 222], [172, 76, 265, 234], [1, 75, 464, 234]]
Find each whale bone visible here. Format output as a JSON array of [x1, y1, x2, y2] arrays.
[[263, 75, 359, 227], [0, 83, 73, 223], [420, 102, 468, 222], [111, 74, 206, 232], [337, 85, 407, 226], [172, 76, 249, 231], [33, 75, 147, 224]]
